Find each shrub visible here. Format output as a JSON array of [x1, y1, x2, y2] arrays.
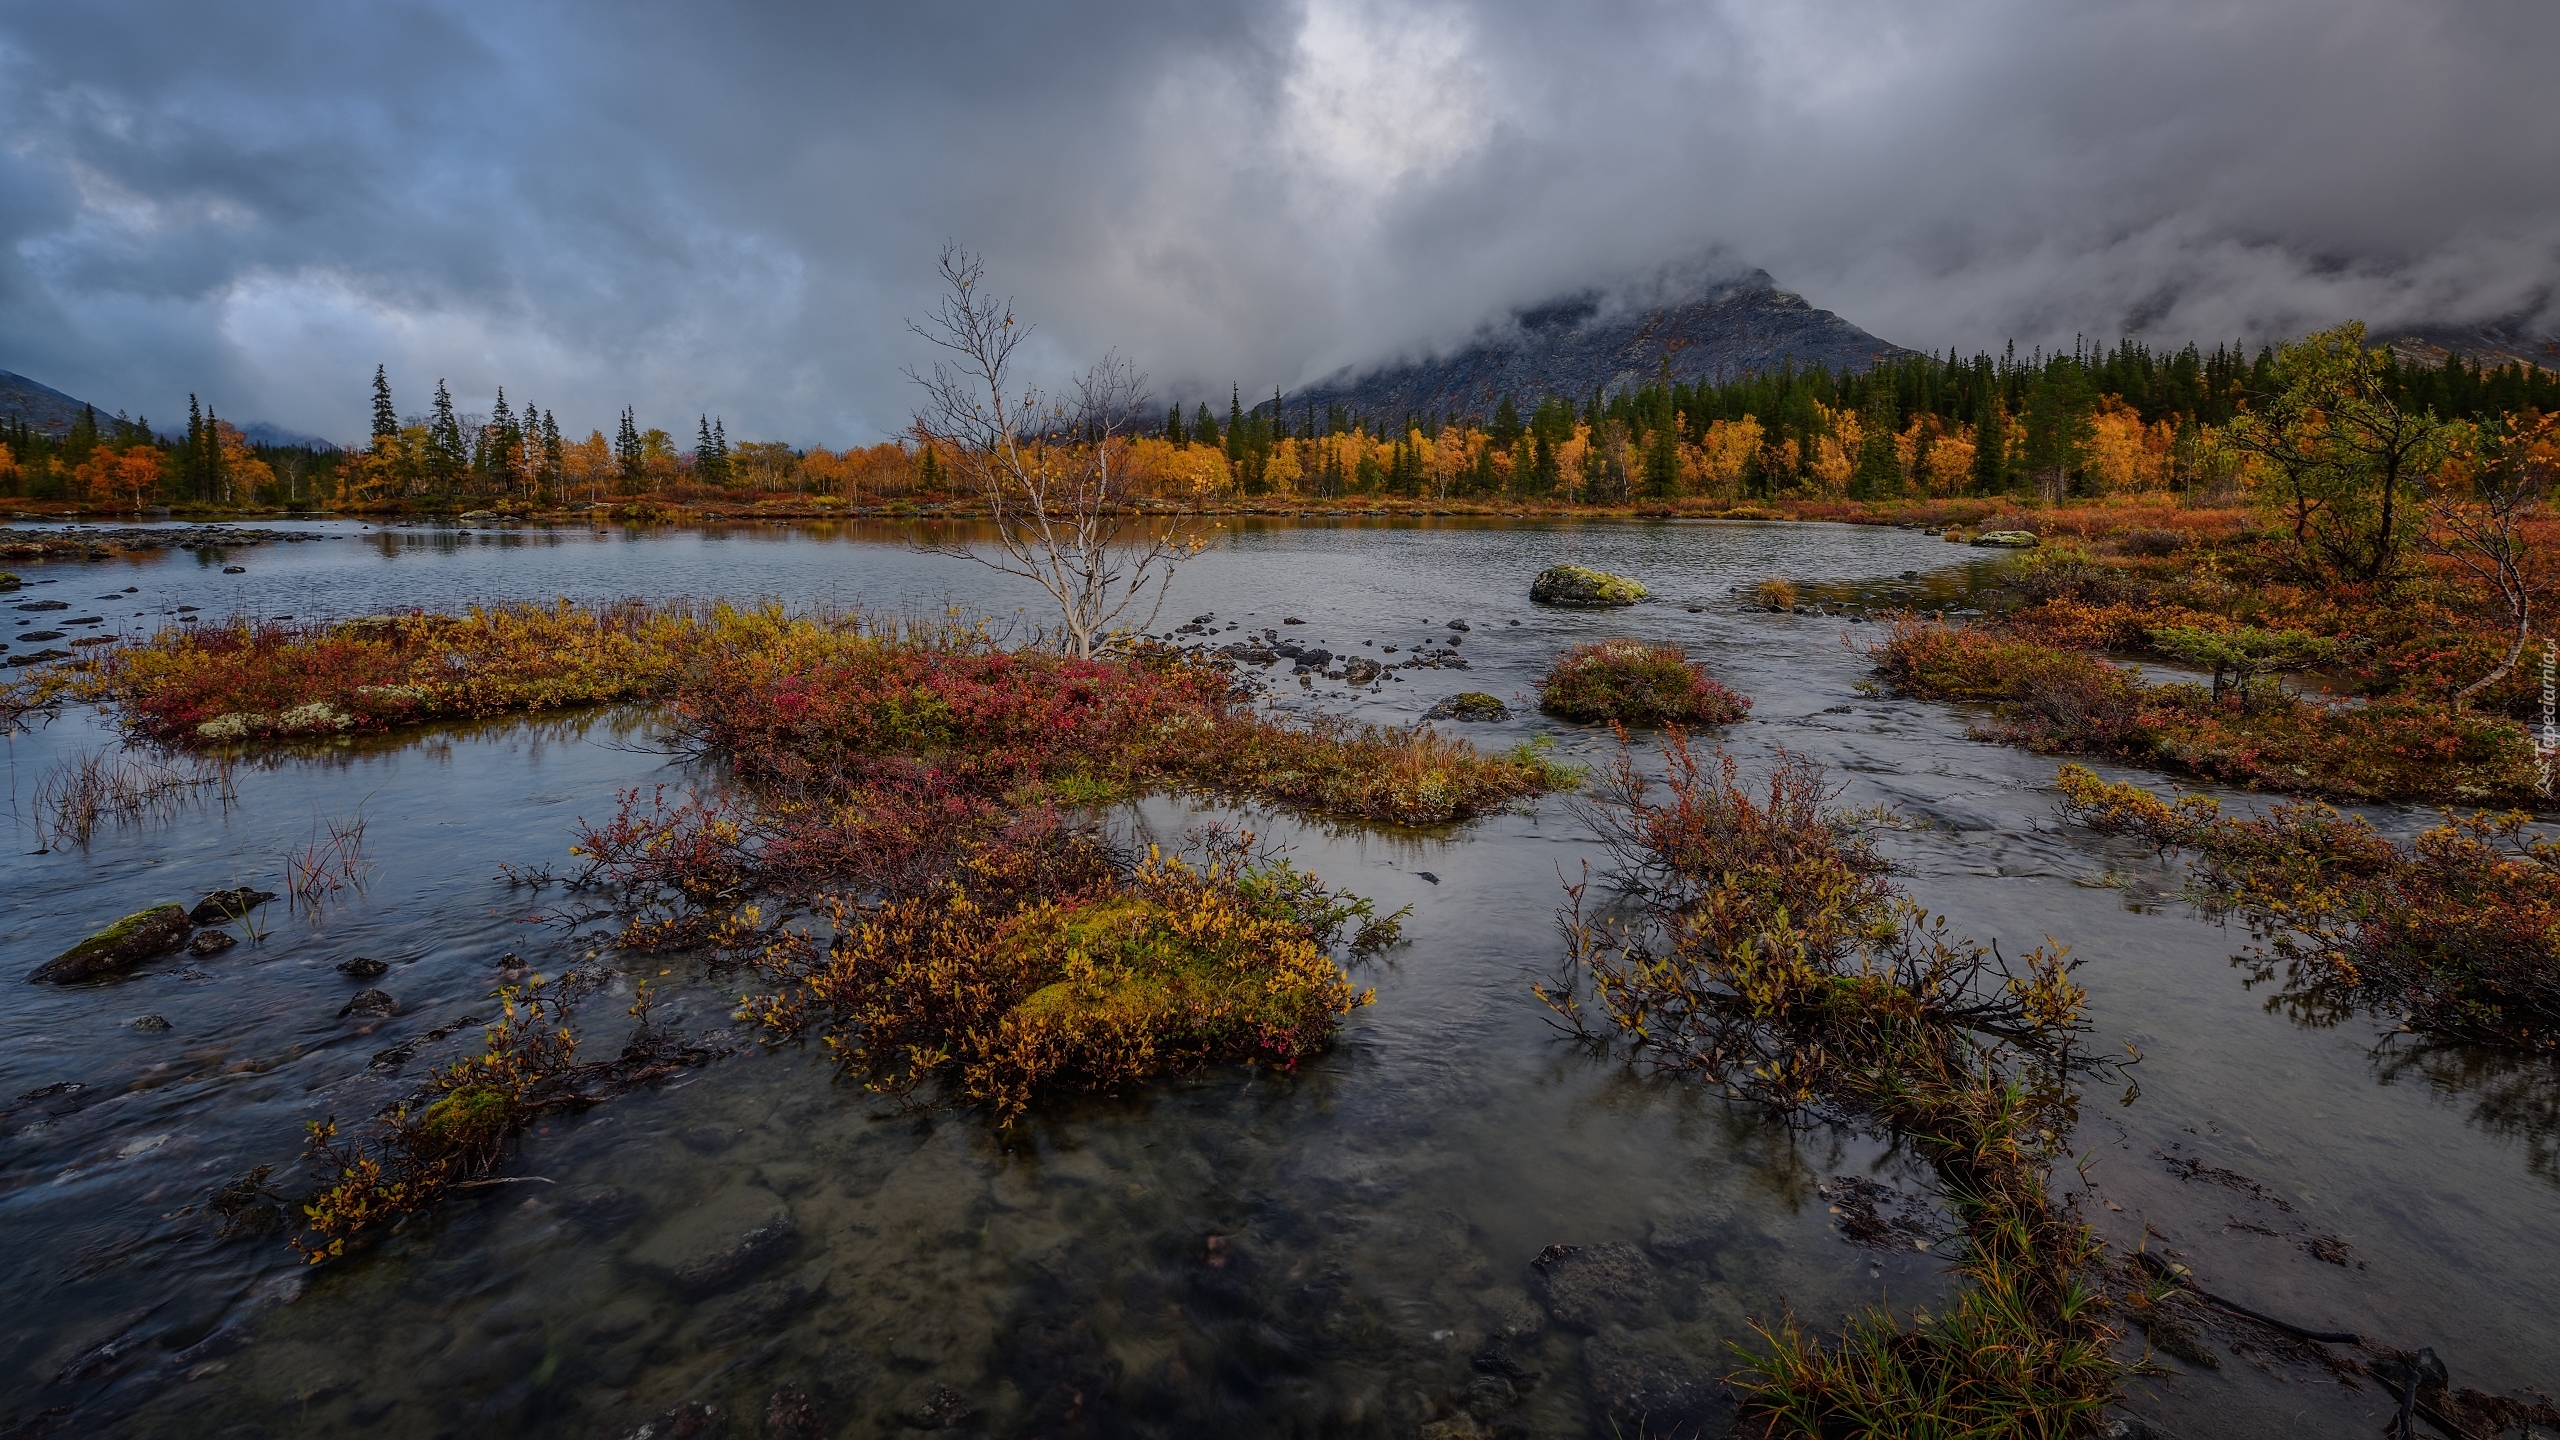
[[2056, 765, 2560, 1048], [742, 830, 1398, 1120], [1753, 578, 1799, 610], [1542, 737, 2119, 1435], [1537, 641, 1752, 727]]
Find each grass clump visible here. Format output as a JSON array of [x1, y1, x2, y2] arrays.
[[1537, 640, 1751, 727], [1875, 619, 2534, 802], [1541, 736, 2120, 1436], [742, 828, 1397, 1121], [1752, 578, 1799, 610], [2058, 763, 2560, 1049]]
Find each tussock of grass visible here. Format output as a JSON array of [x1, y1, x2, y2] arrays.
[[1537, 640, 1751, 727]]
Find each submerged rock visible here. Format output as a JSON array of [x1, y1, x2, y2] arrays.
[[339, 989, 398, 1018], [1583, 1326, 1734, 1435], [1531, 564, 1647, 607], [612, 1400, 721, 1440], [190, 888, 277, 923], [628, 1183, 797, 1297], [29, 904, 193, 983], [1970, 529, 2040, 548], [335, 956, 389, 979], [187, 929, 238, 957], [1533, 1242, 1655, 1332], [132, 1013, 172, 1032], [1424, 692, 1511, 722]]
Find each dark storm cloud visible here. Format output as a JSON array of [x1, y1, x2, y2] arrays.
[[3, 0, 2555, 443]]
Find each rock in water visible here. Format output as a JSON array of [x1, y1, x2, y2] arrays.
[[29, 904, 193, 982], [627, 1184, 797, 1297], [1969, 530, 2040, 548], [1533, 1242, 1656, 1331], [190, 888, 277, 923], [1425, 692, 1511, 721], [336, 956, 389, 979], [1341, 657, 1384, 686], [1583, 1326, 1735, 1435], [339, 989, 398, 1018], [188, 929, 238, 957], [1530, 565, 1647, 607]]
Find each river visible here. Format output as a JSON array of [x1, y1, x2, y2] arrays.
[[2, 516, 2551, 1437]]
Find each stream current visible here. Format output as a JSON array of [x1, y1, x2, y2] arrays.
[[1, 516, 2553, 1437]]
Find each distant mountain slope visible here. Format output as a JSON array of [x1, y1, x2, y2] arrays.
[[1286, 269, 1912, 424], [0, 369, 105, 436], [2379, 314, 2560, 372]]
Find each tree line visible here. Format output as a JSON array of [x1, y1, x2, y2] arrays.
[[2, 336, 2551, 510]]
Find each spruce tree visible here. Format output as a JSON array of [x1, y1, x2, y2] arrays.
[[1193, 402, 1218, 449], [371, 365, 397, 440], [428, 380, 465, 492], [615, 407, 643, 486], [1164, 404, 1186, 446]]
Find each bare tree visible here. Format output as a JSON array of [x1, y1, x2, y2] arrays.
[[906, 245, 1201, 658], [2427, 411, 2556, 709]]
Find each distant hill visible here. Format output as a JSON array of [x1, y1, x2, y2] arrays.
[[2379, 314, 2560, 372], [0, 369, 107, 436], [1284, 267, 1912, 424]]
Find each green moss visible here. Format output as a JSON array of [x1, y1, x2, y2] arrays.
[[418, 1086, 513, 1148], [1530, 564, 1648, 606]]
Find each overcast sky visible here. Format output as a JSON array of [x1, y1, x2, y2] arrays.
[[4, 0, 2555, 446]]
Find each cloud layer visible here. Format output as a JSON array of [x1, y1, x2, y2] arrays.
[[4, 0, 2555, 444]]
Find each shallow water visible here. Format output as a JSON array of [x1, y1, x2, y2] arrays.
[[2, 517, 2552, 1437]]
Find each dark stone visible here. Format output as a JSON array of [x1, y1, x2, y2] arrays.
[[910, 1385, 976, 1430], [1582, 1326, 1734, 1437], [18, 630, 62, 642], [187, 929, 237, 957], [15, 599, 68, 611], [222, 566, 246, 574], [1282, 616, 1305, 624], [190, 888, 276, 923], [7, 649, 72, 666], [1533, 1242, 1654, 1332], [335, 956, 389, 979], [340, 989, 398, 1018], [30, 904, 193, 983], [132, 1014, 172, 1032], [1341, 657, 1384, 686]]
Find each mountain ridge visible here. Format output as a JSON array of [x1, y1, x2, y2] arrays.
[[1278, 268, 1913, 424]]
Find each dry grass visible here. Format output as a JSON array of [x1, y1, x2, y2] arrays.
[[32, 747, 235, 848]]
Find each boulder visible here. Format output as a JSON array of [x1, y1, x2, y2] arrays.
[[1341, 657, 1384, 686], [1531, 565, 1646, 607], [29, 904, 193, 982], [336, 956, 389, 979], [1425, 692, 1510, 722], [187, 929, 238, 957], [191, 888, 277, 923], [1969, 530, 2040, 548], [339, 989, 398, 1018]]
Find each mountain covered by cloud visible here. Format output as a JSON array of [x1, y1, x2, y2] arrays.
[[3, 0, 2554, 447]]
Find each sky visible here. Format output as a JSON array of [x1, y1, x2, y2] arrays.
[[3, 0, 2556, 447]]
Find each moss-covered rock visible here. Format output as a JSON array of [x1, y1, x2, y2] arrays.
[[1970, 530, 2040, 548], [1425, 691, 1511, 721], [1531, 564, 1648, 607], [29, 903, 193, 983]]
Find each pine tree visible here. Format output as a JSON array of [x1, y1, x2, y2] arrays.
[[1225, 385, 1245, 463], [1164, 404, 1185, 446], [541, 410, 563, 500], [371, 365, 397, 440], [428, 380, 465, 491], [1193, 402, 1218, 449], [712, 418, 729, 477], [615, 407, 643, 486]]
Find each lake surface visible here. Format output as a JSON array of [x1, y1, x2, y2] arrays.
[[2, 517, 2552, 1437]]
